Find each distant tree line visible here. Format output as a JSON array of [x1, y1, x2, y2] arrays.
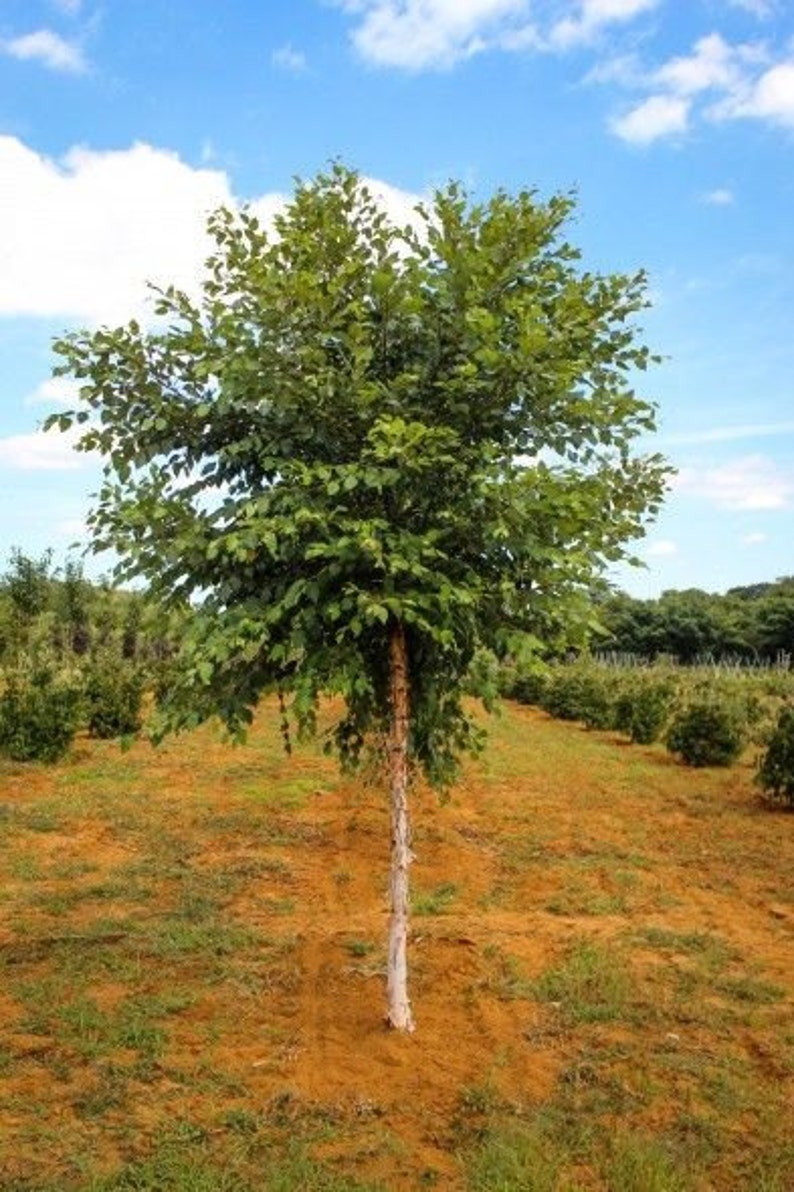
[[595, 578, 794, 664], [3, 548, 793, 673], [0, 547, 183, 670]]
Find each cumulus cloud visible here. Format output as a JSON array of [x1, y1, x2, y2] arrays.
[[0, 135, 423, 328], [0, 28, 86, 73], [333, 0, 660, 70], [550, 0, 659, 51], [675, 455, 794, 510], [23, 377, 83, 407], [0, 426, 90, 471], [335, 0, 537, 70], [601, 25, 794, 142], [611, 93, 689, 143], [718, 60, 794, 127], [0, 138, 236, 323], [727, 0, 777, 17]]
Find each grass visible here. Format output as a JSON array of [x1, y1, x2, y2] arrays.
[[458, 1111, 699, 1192], [0, 698, 792, 1190], [413, 881, 458, 915], [462, 1120, 563, 1191], [532, 939, 632, 1025]]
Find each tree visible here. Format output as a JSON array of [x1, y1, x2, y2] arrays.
[[48, 165, 668, 1031], [57, 556, 92, 655], [3, 548, 54, 623]]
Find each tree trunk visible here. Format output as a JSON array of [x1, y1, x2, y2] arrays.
[[386, 619, 415, 1032]]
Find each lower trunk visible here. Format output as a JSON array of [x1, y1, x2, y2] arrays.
[[386, 619, 415, 1033]]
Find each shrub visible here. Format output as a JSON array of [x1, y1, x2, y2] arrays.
[[541, 668, 614, 729], [615, 679, 675, 745], [508, 667, 549, 707], [665, 700, 745, 767], [756, 704, 794, 808], [0, 667, 82, 762], [83, 658, 145, 739]]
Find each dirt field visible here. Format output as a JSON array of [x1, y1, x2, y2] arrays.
[[0, 700, 792, 1189]]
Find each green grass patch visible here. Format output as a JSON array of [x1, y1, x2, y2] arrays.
[[413, 881, 458, 916], [532, 938, 632, 1025]]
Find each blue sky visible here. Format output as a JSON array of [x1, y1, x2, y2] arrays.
[[1, 0, 792, 597]]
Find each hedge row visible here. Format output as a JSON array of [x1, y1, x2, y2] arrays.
[[0, 654, 145, 763], [501, 660, 794, 807]]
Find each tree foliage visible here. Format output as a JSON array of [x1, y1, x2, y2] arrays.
[[597, 579, 794, 664], [756, 704, 794, 808], [48, 164, 668, 784]]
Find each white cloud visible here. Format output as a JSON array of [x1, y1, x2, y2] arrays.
[[721, 60, 794, 127], [0, 426, 90, 471], [727, 0, 776, 17], [599, 27, 794, 141], [585, 52, 644, 86], [336, 0, 537, 70], [550, 0, 659, 51], [0, 137, 243, 323], [1, 29, 86, 73], [334, 0, 665, 68], [23, 377, 82, 407], [611, 93, 689, 143], [653, 33, 746, 96], [0, 135, 423, 327], [272, 44, 308, 73], [742, 531, 768, 545], [701, 187, 734, 205], [645, 539, 678, 557], [676, 455, 794, 510]]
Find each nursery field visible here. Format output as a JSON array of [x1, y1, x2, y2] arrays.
[[0, 699, 792, 1191]]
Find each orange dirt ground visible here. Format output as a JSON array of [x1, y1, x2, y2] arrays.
[[0, 700, 792, 1189]]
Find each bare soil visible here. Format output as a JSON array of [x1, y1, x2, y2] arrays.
[[0, 700, 792, 1189]]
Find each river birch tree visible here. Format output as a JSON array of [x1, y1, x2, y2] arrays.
[[48, 165, 668, 1031]]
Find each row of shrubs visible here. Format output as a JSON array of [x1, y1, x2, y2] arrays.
[[4, 649, 792, 810], [501, 661, 794, 808], [0, 654, 145, 763]]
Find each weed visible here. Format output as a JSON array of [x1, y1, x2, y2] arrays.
[[713, 974, 786, 1005], [413, 881, 458, 915], [462, 1119, 563, 1192], [604, 1131, 695, 1191], [481, 946, 534, 1001], [532, 938, 631, 1025], [345, 938, 376, 958], [632, 926, 737, 970]]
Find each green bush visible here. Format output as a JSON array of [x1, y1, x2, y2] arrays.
[[756, 704, 794, 808], [508, 668, 549, 707], [84, 659, 145, 739], [665, 700, 745, 767], [615, 679, 675, 745], [463, 648, 501, 711], [541, 669, 614, 729], [0, 667, 82, 762]]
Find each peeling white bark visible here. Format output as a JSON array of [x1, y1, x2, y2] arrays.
[[386, 620, 415, 1033]]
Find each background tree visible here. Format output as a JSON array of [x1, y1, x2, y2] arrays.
[[57, 557, 92, 656], [48, 165, 668, 1031], [598, 578, 794, 663], [2, 548, 54, 655]]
